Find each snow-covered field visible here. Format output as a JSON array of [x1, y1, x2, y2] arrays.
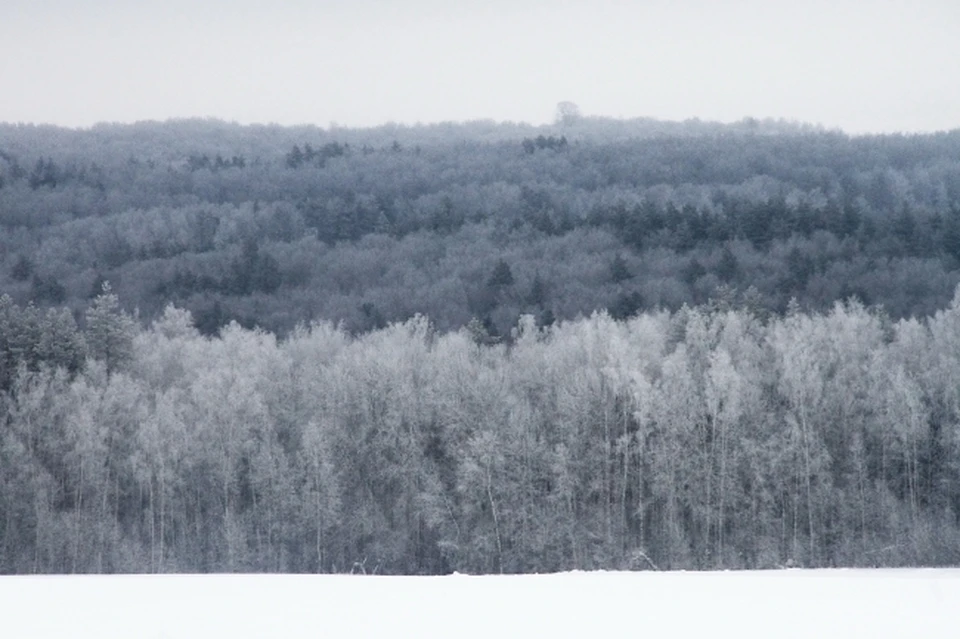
[[2, 569, 958, 638]]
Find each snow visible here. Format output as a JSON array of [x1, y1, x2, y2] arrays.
[[2, 569, 959, 638]]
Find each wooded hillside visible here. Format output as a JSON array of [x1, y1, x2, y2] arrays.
[[3, 118, 960, 335], [3, 117, 960, 574]]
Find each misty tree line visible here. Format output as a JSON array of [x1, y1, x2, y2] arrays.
[[3, 286, 960, 574], [4, 120, 960, 337]]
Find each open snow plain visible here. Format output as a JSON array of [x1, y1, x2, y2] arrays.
[[2, 569, 958, 638]]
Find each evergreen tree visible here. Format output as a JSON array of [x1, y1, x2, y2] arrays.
[[487, 259, 515, 288], [610, 253, 632, 283], [527, 274, 548, 307], [85, 282, 138, 375], [10, 255, 33, 282]]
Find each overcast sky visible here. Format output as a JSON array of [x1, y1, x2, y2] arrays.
[[2, 0, 958, 133]]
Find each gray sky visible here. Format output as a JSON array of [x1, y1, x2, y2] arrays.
[[2, 0, 958, 133]]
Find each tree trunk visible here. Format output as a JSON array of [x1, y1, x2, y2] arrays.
[[485, 466, 503, 574], [718, 415, 727, 568], [800, 410, 815, 565], [159, 467, 166, 573], [73, 459, 83, 573], [636, 429, 645, 553], [148, 477, 155, 572]]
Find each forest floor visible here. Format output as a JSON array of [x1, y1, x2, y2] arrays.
[[2, 568, 958, 637]]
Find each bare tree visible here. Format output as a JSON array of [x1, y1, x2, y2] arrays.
[[555, 101, 582, 127]]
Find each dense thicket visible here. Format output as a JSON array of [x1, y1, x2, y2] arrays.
[[3, 289, 960, 574], [3, 118, 960, 335]]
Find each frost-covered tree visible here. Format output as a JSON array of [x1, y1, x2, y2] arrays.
[[85, 283, 137, 375]]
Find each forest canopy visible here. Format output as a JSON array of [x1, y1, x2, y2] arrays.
[[2, 116, 960, 335], [3, 291, 960, 573], [3, 116, 960, 574]]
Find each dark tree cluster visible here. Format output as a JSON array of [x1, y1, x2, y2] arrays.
[[285, 142, 348, 168], [187, 154, 246, 172], [0, 287, 128, 391], [521, 135, 568, 154]]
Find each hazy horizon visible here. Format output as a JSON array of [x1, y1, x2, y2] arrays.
[[2, 0, 959, 134], [0, 112, 853, 133]]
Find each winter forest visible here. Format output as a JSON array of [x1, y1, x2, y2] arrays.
[[3, 116, 960, 574]]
